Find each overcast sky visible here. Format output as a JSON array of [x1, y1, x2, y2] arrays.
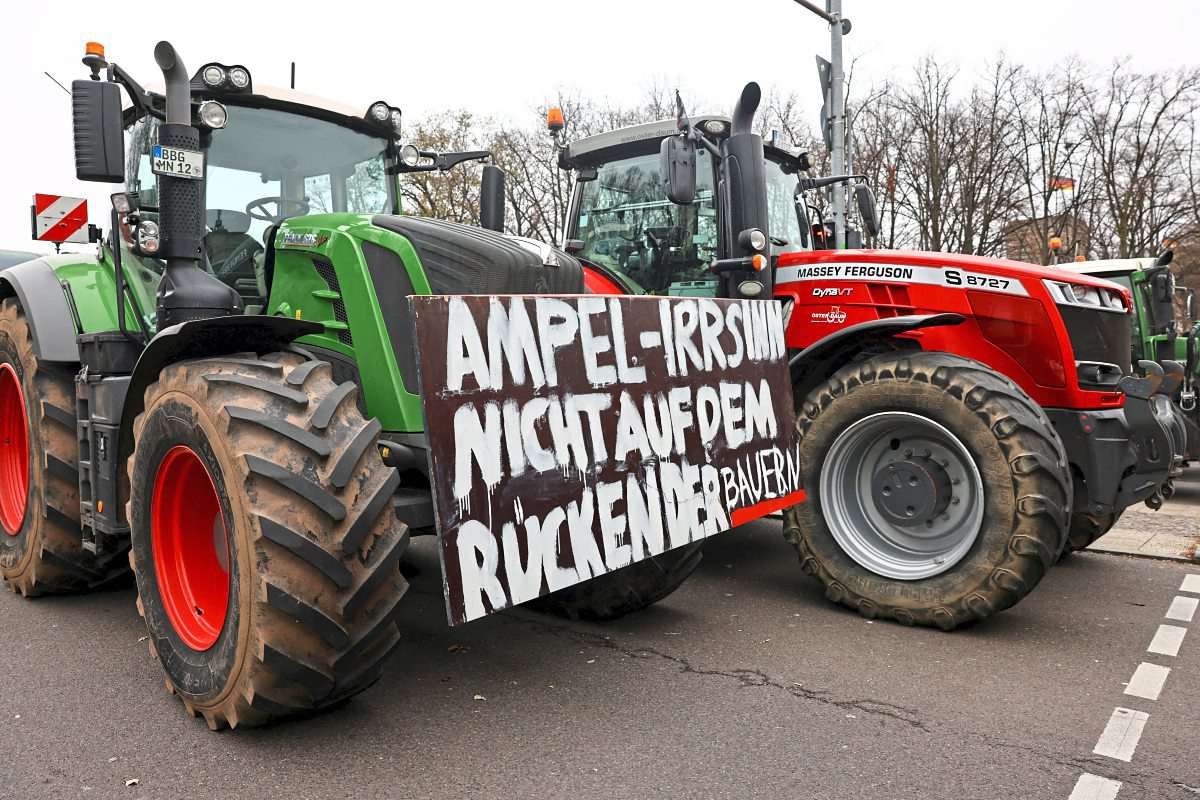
[[3, 0, 1197, 249]]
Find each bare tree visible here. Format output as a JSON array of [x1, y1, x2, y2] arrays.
[[1084, 62, 1200, 259]]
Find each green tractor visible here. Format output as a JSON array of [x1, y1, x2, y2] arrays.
[[1065, 253, 1199, 471], [0, 40, 700, 729]]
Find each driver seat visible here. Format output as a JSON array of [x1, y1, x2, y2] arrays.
[[204, 209, 265, 308]]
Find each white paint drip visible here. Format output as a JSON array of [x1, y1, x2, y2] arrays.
[[1093, 707, 1148, 762], [1147, 624, 1187, 658], [1166, 595, 1199, 623], [1123, 662, 1170, 701], [1068, 773, 1122, 800]]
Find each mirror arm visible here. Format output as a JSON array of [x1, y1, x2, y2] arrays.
[[109, 63, 162, 122], [798, 174, 867, 191], [435, 150, 492, 171], [687, 129, 722, 160]]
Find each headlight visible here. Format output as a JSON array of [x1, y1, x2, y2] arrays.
[[703, 119, 727, 135], [368, 102, 390, 123], [399, 144, 421, 167], [1044, 279, 1126, 312], [738, 280, 764, 297], [199, 100, 228, 130], [201, 65, 226, 87], [228, 66, 250, 89], [389, 108, 403, 134], [135, 220, 160, 255], [745, 228, 768, 252]]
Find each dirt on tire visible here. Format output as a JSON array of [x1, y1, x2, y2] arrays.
[[784, 351, 1070, 630], [530, 543, 703, 622], [127, 351, 409, 729], [0, 298, 128, 595]]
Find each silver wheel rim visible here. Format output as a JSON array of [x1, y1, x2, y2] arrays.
[[819, 411, 984, 580]]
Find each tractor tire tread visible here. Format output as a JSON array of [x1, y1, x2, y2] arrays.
[[129, 353, 407, 729]]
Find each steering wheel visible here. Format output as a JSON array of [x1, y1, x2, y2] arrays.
[[246, 196, 310, 224]]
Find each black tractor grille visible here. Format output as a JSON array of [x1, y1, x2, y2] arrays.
[[1060, 305, 1132, 380], [313, 258, 353, 347]]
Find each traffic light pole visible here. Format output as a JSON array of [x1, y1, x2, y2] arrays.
[[794, 0, 850, 249], [828, 0, 847, 249]]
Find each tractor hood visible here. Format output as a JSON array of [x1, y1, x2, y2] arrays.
[[776, 249, 1132, 301]]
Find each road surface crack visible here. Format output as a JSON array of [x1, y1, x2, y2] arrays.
[[507, 614, 929, 732]]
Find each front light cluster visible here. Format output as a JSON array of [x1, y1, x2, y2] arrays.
[[367, 101, 403, 137], [1044, 280, 1126, 312], [194, 63, 252, 94]]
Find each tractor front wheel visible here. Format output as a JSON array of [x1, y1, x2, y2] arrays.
[[785, 352, 1070, 630], [530, 544, 703, 622], [127, 352, 408, 729]]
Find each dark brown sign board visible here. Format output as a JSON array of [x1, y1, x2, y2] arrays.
[[411, 295, 804, 625]]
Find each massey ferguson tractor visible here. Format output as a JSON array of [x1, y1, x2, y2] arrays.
[[551, 83, 1181, 629], [0, 41, 712, 729]]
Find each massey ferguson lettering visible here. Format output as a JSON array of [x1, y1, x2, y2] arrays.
[[776, 262, 1030, 297]]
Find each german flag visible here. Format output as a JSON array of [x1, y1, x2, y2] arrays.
[[1049, 176, 1075, 191]]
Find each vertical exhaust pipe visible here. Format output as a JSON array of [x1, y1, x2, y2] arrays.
[[720, 82, 772, 298], [152, 40, 238, 329]]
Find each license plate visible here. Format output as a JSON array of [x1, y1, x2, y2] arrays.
[[151, 145, 205, 180]]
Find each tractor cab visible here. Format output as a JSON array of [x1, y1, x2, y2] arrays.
[[117, 74, 404, 313], [558, 115, 811, 297], [113, 69, 492, 320]]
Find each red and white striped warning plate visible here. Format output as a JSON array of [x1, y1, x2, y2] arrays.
[[32, 194, 89, 244]]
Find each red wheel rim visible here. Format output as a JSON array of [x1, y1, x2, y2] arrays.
[[151, 445, 230, 651], [0, 363, 29, 536]]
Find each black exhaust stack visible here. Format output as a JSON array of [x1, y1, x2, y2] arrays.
[[153, 41, 239, 329], [479, 164, 506, 232], [718, 82, 772, 298]]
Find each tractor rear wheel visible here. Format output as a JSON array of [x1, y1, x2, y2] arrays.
[[127, 352, 408, 729], [0, 298, 127, 595], [784, 352, 1070, 630], [530, 543, 703, 622]]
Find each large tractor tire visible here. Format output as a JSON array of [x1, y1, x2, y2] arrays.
[[0, 298, 127, 595], [126, 352, 408, 729], [784, 352, 1070, 630], [531, 543, 703, 622]]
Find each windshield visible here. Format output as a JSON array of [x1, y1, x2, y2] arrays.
[[573, 148, 807, 293], [127, 105, 393, 245], [765, 159, 806, 255], [574, 150, 718, 294]]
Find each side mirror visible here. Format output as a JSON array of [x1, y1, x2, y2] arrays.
[[71, 80, 125, 183], [854, 183, 880, 239], [660, 135, 696, 205], [479, 164, 506, 232], [1186, 289, 1195, 323], [1147, 269, 1176, 333], [1152, 271, 1174, 303]]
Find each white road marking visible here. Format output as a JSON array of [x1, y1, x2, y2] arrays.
[[1148, 624, 1187, 657], [1069, 773, 1122, 800], [1166, 595, 1199, 622], [1093, 707, 1149, 762], [1123, 662, 1170, 701], [1181, 574, 1200, 595]]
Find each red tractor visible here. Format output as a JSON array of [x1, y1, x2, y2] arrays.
[[551, 84, 1179, 629]]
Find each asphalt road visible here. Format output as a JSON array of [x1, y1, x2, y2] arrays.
[[3, 488, 1200, 799]]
